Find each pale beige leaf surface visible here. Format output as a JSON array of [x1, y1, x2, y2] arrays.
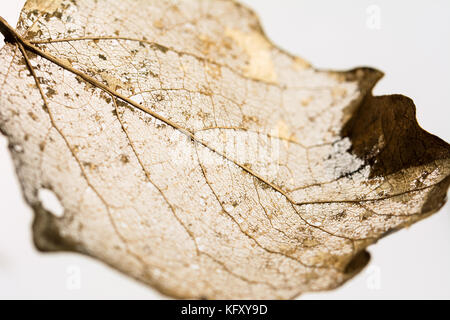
[[0, 0, 449, 299]]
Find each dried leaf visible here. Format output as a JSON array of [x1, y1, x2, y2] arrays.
[[0, 0, 449, 299]]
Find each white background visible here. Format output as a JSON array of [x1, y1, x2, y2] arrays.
[[0, 0, 449, 299]]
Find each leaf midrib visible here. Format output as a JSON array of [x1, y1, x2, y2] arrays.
[[1, 17, 443, 210]]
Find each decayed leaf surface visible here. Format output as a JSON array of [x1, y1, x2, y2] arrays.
[[0, 0, 449, 299]]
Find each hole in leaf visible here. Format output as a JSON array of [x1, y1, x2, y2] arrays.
[[38, 188, 64, 218]]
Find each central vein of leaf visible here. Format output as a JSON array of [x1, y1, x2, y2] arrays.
[[0, 16, 292, 203]]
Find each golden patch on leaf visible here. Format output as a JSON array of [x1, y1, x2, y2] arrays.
[[24, 0, 63, 14], [225, 27, 278, 83], [0, 0, 449, 300]]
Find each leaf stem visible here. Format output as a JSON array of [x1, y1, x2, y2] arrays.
[[0, 17, 19, 43]]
